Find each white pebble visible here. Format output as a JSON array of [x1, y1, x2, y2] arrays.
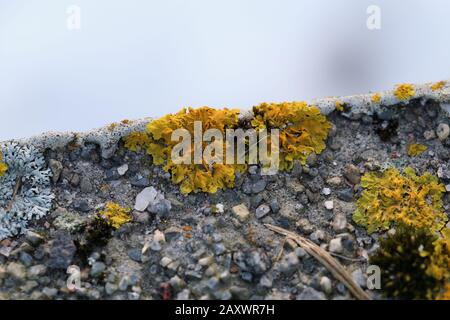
[[117, 164, 129, 175], [153, 229, 166, 244], [255, 204, 271, 219], [329, 238, 343, 253], [324, 200, 334, 210], [232, 204, 250, 221], [320, 276, 332, 294], [134, 187, 158, 211], [322, 188, 331, 196], [215, 203, 224, 214], [160, 257, 172, 267], [423, 130, 436, 140], [437, 123, 450, 141]]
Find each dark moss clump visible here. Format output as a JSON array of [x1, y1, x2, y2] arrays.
[[373, 112, 399, 142], [369, 225, 439, 299], [74, 217, 114, 266]]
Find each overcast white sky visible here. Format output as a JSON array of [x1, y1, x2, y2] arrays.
[[1, 0, 450, 139]]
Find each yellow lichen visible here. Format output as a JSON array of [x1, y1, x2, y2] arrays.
[[123, 132, 151, 152], [431, 81, 446, 92], [371, 93, 381, 104], [251, 102, 331, 171], [353, 167, 448, 233], [0, 151, 7, 177], [394, 83, 415, 101], [335, 101, 344, 112], [124, 103, 331, 194], [107, 123, 118, 131], [98, 202, 132, 229], [437, 283, 450, 300], [407, 143, 428, 156], [145, 107, 241, 194], [426, 228, 450, 283]]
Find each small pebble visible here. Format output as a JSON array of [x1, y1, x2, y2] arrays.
[[105, 283, 118, 295], [329, 238, 343, 253], [324, 200, 334, 210], [90, 262, 106, 278], [232, 204, 250, 221], [320, 276, 332, 294], [344, 164, 361, 184], [215, 204, 224, 214], [252, 180, 267, 194], [255, 204, 271, 219], [326, 176, 342, 186], [423, 130, 436, 140], [117, 164, 129, 176], [437, 123, 450, 141], [160, 257, 173, 267], [269, 199, 280, 213]]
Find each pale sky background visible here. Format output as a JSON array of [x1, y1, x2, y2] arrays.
[[1, 0, 450, 139]]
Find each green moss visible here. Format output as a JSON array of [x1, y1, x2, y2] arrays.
[[369, 225, 440, 299]]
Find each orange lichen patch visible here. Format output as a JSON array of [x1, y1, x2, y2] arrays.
[[431, 81, 446, 92], [335, 100, 344, 112], [353, 167, 448, 233], [182, 225, 193, 232], [251, 102, 331, 170], [394, 83, 415, 101], [98, 202, 132, 229], [0, 151, 7, 177], [183, 233, 193, 239], [371, 93, 381, 104], [407, 143, 428, 156]]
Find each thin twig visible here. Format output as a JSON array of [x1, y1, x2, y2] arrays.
[[275, 237, 287, 262], [6, 176, 21, 211], [330, 252, 366, 262], [286, 238, 297, 250], [265, 223, 371, 300]]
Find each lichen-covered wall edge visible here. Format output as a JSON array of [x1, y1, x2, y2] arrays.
[[2, 79, 450, 158]]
